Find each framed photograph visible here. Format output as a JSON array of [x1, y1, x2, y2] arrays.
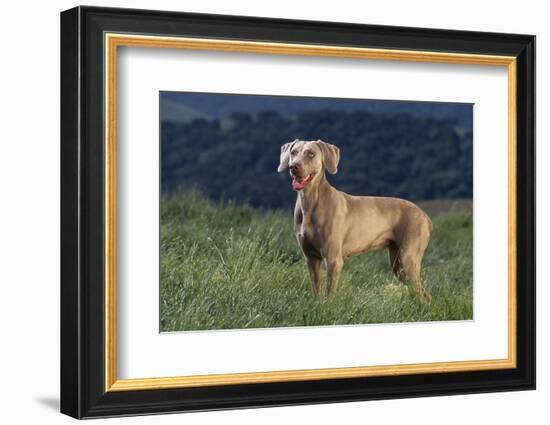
[[60, 6, 535, 419]]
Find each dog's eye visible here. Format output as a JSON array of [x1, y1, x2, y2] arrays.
[[308, 151, 315, 158], [291, 150, 297, 156]]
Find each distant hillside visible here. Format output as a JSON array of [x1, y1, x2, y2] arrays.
[[161, 97, 212, 123], [160, 91, 473, 128], [161, 108, 472, 210]]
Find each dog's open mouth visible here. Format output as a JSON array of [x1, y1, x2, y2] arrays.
[[291, 173, 315, 190]]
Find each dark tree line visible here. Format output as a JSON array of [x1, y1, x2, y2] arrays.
[[161, 109, 472, 210]]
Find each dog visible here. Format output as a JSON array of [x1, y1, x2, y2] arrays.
[[278, 139, 433, 302]]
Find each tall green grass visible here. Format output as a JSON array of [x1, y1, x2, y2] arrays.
[[160, 191, 473, 332]]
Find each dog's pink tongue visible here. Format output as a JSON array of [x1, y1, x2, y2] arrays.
[[292, 176, 306, 190]]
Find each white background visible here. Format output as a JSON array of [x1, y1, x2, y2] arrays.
[[0, 1, 545, 424], [118, 47, 508, 378]]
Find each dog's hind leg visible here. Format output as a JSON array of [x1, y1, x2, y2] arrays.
[[400, 254, 431, 303], [398, 238, 431, 303], [388, 242, 406, 282], [392, 217, 432, 303]]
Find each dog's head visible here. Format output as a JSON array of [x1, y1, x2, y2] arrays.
[[277, 139, 340, 191]]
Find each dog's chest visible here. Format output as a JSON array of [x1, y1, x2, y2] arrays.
[[295, 206, 324, 252]]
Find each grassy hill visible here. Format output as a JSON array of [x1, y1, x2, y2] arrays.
[[160, 192, 473, 332]]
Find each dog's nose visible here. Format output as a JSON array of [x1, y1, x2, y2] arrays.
[[290, 163, 300, 173]]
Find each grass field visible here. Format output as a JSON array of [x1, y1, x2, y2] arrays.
[[160, 191, 473, 332]]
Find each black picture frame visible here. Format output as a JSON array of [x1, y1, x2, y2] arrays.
[[60, 5, 535, 419]]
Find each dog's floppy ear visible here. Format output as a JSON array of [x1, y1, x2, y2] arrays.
[[277, 140, 298, 173], [316, 140, 340, 174]]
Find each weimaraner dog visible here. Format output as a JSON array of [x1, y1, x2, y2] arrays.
[[278, 139, 433, 302]]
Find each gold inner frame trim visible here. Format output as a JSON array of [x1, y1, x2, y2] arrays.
[[104, 33, 518, 392]]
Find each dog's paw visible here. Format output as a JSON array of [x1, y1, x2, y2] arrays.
[[420, 290, 432, 304]]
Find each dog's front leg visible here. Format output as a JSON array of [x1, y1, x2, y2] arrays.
[[325, 249, 343, 296], [306, 255, 323, 298]]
